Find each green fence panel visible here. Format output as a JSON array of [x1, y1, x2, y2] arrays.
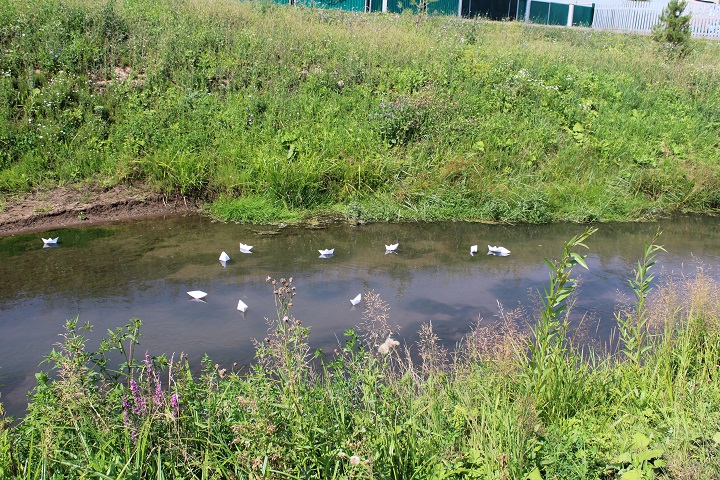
[[529, 0, 550, 23], [528, 0, 571, 25], [548, 2, 568, 24], [386, 0, 456, 14], [386, 0, 418, 13], [516, 0, 526, 19], [571, 4, 594, 26], [300, 0, 366, 10], [428, 0, 459, 15], [386, 0, 406, 13]]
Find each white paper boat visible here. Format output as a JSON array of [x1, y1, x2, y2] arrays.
[[350, 294, 362, 306], [318, 248, 335, 256], [239, 243, 253, 252], [470, 245, 478, 256], [385, 243, 399, 254], [42, 237, 59, 246], [219, 251, 230, 262], [187, 290, 208, 300], [237, 299, 248, 313], [487, 245, 511, 256]]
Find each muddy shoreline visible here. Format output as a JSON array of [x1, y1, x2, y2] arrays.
[[0, 185, 200, 236]]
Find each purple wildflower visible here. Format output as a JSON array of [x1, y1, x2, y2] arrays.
[[129, 379, 147, 415], [144, 353, 153, 375], [170, 393, 180, 418], [153, 375, 164, 407], [129, 379, 140, 397], [122, 396, 132, 429]]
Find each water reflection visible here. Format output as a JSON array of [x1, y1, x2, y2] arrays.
[[1, 215, 720, 418]]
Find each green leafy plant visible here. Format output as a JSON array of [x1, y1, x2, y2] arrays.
[[610, 432, 665, 479], [525, 227, 596, 419], [616, 231, 665, 365]]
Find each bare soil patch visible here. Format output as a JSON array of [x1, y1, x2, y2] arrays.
[[0, 184, 199, 236]]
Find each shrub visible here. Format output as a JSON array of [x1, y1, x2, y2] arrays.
[[652, 0, 693, 58]]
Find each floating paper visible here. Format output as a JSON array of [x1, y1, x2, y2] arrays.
[[487, 245, 511, 256], [187, 290, 208, 300], [385, 243, 399, 254], [237, 299, 248, 313], [350, 294, 362, 306]]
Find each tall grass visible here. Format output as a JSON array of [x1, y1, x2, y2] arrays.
[[2, 232, 720, 477], [1, 0, 719, 222]]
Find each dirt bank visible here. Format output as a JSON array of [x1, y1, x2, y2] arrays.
[[0, 184, 200, 236]]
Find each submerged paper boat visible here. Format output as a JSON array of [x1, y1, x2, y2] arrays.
[[385, 243, 399, 254], [237, 299, 248, 313], [487, 245, 511, 256], [318, 248, 335, 256], [239, 243, 253, 253], [42, 237, 59, 246], [187, 290, 208, 300], [350, 294, 362, 306], [470, 245, 478, 256]]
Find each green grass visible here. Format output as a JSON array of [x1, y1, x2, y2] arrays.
[[0, 0, 719, 222], [3, 232, 720, 478]]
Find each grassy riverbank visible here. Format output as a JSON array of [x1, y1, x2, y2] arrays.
[[2, 231, 720, 478], [1, 0, 720, 223]]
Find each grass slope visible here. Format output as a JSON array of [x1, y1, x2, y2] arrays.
[[1, 0, 720, 222]]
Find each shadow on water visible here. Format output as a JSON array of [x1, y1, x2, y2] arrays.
[[1, 214, 720, 417]]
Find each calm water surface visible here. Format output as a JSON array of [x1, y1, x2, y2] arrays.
[[2, 215, 720, 417]]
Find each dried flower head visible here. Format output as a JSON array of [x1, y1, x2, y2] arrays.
[[378, 336, 399, 355]]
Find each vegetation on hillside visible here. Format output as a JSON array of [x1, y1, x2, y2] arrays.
[[1, 0, 720, 223], [2, 231, 720, 478]]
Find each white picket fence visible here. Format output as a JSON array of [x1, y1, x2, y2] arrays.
[[592, 1, 720, 39]]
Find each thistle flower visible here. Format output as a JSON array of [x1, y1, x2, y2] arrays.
[[350, 455, 361, 466]]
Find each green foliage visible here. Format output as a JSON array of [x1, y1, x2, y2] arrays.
[[0, 0, 719, 222], [525, 227, 596, 420], [207, 195, 299, 223], [610, 432, 666, 479], [616, 231, 665, 365], [652, 0, 693, 58]]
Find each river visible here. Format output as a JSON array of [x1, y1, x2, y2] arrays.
[[1, 214, 719, 418]]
